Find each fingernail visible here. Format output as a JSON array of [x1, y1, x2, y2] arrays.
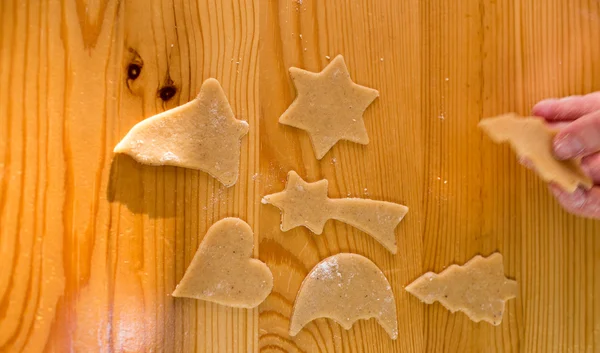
[[554, 134, 585, 159], [551, 184, 586, 207], [565, 188, 587, 208], [532, 100, 554, 116]]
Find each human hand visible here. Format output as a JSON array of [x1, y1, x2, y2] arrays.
[[528, 93, 600, 218]]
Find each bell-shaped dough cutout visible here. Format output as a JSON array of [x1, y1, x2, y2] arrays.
[[405, 252, 518, 325], [172, 218, 273, 308], [289, 253, 398, 339], [114, 78, 249, 187]]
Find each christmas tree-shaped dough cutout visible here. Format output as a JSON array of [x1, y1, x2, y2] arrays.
[[479, 113, 592, 192], [405, 253, 518, 325], [280, 55, 379, 159], [262, 171, 408, 254], [114, 78, 249, 187]]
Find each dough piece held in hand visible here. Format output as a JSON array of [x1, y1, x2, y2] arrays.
[[114, 78, 249, 187], [405, 252, 517, 326], [172, 218, 273, 308], [290, 253, 398, 339], [479, 113, 592, 192], [262, 171, 408, 254], [280, 55, 379, 159]]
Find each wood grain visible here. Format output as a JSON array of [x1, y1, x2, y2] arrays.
[[258, 0, 424, 352], [0, 0, 259, 352], [419, 0, 600, 351], [1, 0, 599, 352]]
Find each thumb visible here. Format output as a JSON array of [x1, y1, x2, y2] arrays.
[[553, 110, 600, 160]]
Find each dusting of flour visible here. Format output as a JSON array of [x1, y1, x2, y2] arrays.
[[310, 258, 339, 280]]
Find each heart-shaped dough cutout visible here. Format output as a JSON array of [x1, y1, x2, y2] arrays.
[[172, 217, 273, 308]]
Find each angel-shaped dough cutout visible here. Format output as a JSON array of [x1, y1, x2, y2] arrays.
[[279, 55, 379, 159], [172, 218, 273, 308], [479, 113, 592, 192], [114, 78, 249, 187], [290, 253, 398, 339], [405, 252, 518, 325], [262, 171, 408, 254]]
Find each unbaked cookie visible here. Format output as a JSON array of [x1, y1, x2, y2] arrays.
[[405, 252, 517, 325], [114, 78, 249, 187], [279, 55, 379, 159], [172, 218, 273, 308], [262, 171, 408, 254], [479, 113, 592, 192], [290, 253, 398, 339]]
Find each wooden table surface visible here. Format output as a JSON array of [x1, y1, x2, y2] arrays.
[[1, 0, 600, 352]]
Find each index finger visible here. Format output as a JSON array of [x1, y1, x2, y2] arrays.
[[532, 92, 600, 121], [553, 110, 600, 159]]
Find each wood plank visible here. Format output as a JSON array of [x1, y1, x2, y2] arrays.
[[0, 0, 259, 352], [421, 0, 600, 351], [257, 0, 424, 352], [1, 0, 600, 352]]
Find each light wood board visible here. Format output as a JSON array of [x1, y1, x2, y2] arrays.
[[1, 0, 599, 352]]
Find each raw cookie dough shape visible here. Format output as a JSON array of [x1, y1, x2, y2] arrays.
[[280, 55, 379, 159], [172, 217, 273, 308], [262, 171, 408, 254], [479, 113, 592, 193], [114, 78, 249, 187], [405, 252, 518, 326], [289, 253, 398, 339]]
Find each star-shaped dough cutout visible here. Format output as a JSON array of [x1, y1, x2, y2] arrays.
[[479, 113, 592, 192], [262, 171, 331, 232], [114, 78, 249, 187], [262, 171, 408, 253], [280, 55, 379, 159], [405, 253, 518, 326]]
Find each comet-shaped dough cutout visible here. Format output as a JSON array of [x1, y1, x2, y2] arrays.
[[289, 253, 398, 339], [279, 55, 379, 159], [172, 218, 273, 308], [262, 171, 408, 254], [114, 78, 249, 187], [405, 252, 518, 325], [479, 113, 592, 192]]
